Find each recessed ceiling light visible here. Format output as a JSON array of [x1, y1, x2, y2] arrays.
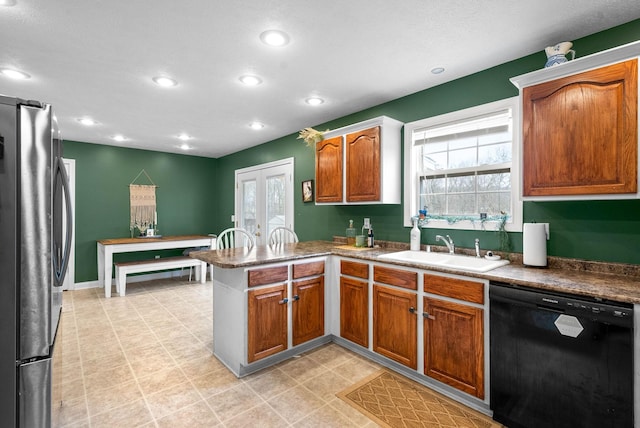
[[305, 97, 324, 106], [259, 30, 290, 47], [0, 68, 30, 79], [0, 0, 17, 6], [431, 67, 445, 74], [152, 76, 178, 87], [179, 143, 191, 150], [77, 117, 97, 126], [249, 121, 264, 130], [112, 135, 126, 142], [239, 75, 262, 86], [177, 133, 191, 141]]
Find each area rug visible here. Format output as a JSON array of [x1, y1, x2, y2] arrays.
[[337, 369, 502, 428]]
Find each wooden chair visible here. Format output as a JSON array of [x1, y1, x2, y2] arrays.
[[216, 227, 255, 250], [268, 227, 299, 245]]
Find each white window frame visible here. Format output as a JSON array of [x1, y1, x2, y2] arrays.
[[403, 97, 522, 232]]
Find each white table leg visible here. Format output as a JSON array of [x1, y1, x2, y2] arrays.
[[198, 262, 206, 284], [97, 243, 105, 287], [104, 248, 113, 298]]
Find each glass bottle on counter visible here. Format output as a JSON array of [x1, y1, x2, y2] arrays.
[[346, 219, 356, 246]]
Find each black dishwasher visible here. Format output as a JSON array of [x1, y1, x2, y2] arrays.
[[489, 282, 633, 428]]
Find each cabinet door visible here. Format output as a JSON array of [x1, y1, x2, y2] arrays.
[[247, 284, 288, 363], [292, 277, 325, 346], [522, 59, 637, 196], [346, 126, 380, 202], [315, 136, 343, 203], [340, 276, 369, 347], [373, 284, 417, 369], [424, 297, 484, 398]]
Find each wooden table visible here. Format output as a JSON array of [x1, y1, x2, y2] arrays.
[[97, 235, 216, 297]]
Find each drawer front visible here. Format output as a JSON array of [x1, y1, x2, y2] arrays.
[[248, 265, 289, 287], [423, 273, 484, 304], [292, 261, 325, 279], [341, 260, 369, 279], [374, 265, 417, 290]]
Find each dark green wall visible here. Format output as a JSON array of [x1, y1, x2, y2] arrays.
[[66, 19, 640, 285], [216, 19, 640, 265], [63, 141, 219, 282]]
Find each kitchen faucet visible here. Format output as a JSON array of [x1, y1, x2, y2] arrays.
[[435, 234, 455, 254]]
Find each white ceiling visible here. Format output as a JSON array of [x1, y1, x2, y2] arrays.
[[1, 1, 639, 158]]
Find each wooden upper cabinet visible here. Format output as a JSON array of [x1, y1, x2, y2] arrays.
[[315, 136, 343, 203], [522, 59, 638, 197], [346, 126, 380, 202], [314, 116, 403, 204]]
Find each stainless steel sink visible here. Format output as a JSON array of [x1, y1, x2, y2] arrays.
[[377, 250, 509, 272]]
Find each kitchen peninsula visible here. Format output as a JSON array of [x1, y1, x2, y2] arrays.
[[191, 240, 640, 415]]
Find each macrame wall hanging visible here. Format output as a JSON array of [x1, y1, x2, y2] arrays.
[[129, 169, 157, 232]]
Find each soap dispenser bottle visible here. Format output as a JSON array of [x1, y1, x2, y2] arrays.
[[410, 219, 420, 251]]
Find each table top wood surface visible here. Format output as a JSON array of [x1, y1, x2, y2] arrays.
[[97, 234, 214, 245]]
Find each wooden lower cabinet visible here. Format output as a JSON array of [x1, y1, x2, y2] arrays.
[[340, 276, 369, 347], [373, 284, 417, 369], [247, 284, 288, 363], [423, 297, 484, 398], [292, 277, 325, 346]]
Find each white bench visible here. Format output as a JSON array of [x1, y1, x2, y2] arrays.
[[114, 256, 206, 296]]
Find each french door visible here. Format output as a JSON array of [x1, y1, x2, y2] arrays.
[[235, 158, 294, 246]]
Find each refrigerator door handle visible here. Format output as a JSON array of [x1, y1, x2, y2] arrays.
[[53, 157, 72, 287]]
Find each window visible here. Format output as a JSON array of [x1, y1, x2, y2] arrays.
[[403, 97, 522, 232]]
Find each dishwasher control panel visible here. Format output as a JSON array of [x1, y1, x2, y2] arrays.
[[490, 282, 633, 327]]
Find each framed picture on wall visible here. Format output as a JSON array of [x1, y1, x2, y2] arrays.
[[302, 179, 314, 202]]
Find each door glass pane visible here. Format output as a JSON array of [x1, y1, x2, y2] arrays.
[[242, 179, 256, 236], [266, 174, 285, 239]]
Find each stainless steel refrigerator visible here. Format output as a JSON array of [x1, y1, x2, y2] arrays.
[[0, 95, 72, 427]]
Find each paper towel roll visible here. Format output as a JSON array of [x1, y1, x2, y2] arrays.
[[523, 223, 547, 267]]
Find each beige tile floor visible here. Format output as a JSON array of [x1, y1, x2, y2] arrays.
[[54, 277, 384, 427]]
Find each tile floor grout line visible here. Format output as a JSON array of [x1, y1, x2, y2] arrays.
[[140, 278, 224, 425], [119, 283, 175, 423], [98, 284, 163, 427], [65, 289, 91, 427]]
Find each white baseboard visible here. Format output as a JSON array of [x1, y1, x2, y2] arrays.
[[71, 269, 199, 290]]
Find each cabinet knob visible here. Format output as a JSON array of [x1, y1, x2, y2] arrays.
[[279, 298, 288, 305], [409, 307, 416, 314], [422, 312, 435, 320], [292, 295, 300, 302]]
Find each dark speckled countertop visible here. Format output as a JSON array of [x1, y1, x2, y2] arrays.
[[191, 240, 640, 304]]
